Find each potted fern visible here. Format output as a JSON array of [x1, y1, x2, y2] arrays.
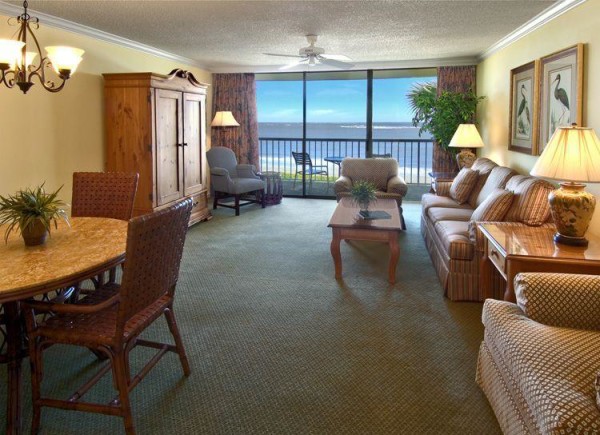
[[0, 184, 69, 246], [351, 180, 377, 217]]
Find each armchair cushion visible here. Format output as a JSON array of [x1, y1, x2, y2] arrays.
[[515, 273, 600, 331], [230, 178, 265, 195], [449, 168, 479, 204], [236, 164, 260, 179]]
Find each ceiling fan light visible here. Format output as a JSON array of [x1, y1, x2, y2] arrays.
[[45, 46, 85, 77], [308, 56, 316, 66], [0, 39, 25, 69]]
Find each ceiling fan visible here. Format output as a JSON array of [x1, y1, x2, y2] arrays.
[[264, 35, 354, 70]]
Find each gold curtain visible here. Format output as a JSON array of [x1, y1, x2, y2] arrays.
[[433, 66, 477, 173], [211, 73, 260, 168]]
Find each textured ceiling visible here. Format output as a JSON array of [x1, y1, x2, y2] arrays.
[[5, 0, 555, 71]]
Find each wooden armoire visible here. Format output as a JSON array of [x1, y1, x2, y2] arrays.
[[104, 69, 211, 225]]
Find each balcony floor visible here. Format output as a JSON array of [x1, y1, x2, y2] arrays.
[[280, 179, 429, 201]]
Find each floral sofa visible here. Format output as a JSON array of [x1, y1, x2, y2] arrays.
[[477, 273, 600, 433], [421, 157, 555, 301]]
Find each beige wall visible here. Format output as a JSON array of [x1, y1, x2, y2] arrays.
[[0, 17, 211, 203], [477, 0, 600, 236]]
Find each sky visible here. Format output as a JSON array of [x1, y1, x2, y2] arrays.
[[257, 76, 437, 124]]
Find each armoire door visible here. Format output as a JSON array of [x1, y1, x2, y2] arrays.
[[183, 92, 206, 196], [155, 89, 184, 206]]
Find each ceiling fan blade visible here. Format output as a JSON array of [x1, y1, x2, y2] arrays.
[[318, 57, 354, 69], [264, 53, 304, 58], [279, 59, 308, 70], [320, 54, 352, 62]]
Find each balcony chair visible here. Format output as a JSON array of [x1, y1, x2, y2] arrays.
[[22, 198, 193, 435], [207, 147, 265, 216], [334, 157, 408, 229], [291, 151, 329, 191]]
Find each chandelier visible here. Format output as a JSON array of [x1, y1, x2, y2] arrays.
[[0, 1, 84, 94]]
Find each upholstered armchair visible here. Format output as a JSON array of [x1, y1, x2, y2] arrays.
[[206, 147, 265, 216], [334, 157, 408, 229]]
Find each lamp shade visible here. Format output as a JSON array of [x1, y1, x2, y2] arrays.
[[448, 124, 485, 148], [45, 46, 85, 75], [211, 111, 240, 127], [0, 39, 24, 67], [530, 125, 600, 183]]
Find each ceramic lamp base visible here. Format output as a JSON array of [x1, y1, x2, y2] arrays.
[[455, 148, 476, 169], [549, 182, 596, 247]]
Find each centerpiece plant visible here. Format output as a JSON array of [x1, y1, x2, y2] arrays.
[[351, 180, 377, 215], [0, 184, 69, 246]]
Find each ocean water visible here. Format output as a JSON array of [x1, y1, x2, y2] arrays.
[[258, 122, 433, 183]]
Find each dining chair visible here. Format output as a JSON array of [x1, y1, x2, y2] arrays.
[[291, 151, 329, 190], [22, 198, 193, 435]]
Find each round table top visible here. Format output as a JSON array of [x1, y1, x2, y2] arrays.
[[0, 217, 128, 303]]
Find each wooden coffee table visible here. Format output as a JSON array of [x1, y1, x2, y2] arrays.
[[328, 197, 402, 283]]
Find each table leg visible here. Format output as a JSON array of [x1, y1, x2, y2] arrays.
[[330, 229, 342, 279], [5, 301, 23, 435], [504, 261, 517, 303], [388, 232, 400, 284]]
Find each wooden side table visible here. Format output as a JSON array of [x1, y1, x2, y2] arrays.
[[428, 171, 457, 194], [479, 223, 600, 302]]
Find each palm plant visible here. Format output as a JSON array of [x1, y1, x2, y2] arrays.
[[0, 184, 69, 244], [351, 180, 377, 211]]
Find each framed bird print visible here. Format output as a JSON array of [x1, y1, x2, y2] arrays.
[[509, 60, 539, 154], [539, 44, 584, 153]]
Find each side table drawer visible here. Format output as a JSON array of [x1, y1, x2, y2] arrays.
[[488, 243, 507, 279]]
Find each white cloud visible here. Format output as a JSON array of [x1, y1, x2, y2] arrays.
[[268, 108, 300, 119], [309, 109, 336, 116]]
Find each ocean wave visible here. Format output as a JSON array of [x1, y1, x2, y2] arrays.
[[340, 125, 418, 130]]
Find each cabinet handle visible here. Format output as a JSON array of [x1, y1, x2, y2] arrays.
[[192, 201, 199, 207], [490, 249, 499, 258], [182, 142, 188, 147]]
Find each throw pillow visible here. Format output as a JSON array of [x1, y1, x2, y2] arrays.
[[449, 168, 479, 204], [468, 189, 514, 241], [504, 177, 554, 226]]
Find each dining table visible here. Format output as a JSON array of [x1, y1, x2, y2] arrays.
[[0, 217, 128, 435]]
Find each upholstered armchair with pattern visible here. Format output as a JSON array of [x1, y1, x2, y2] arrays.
[[334, 157, 408, 229], [206, 147, 265, 216], [477, 272, 600, 434]]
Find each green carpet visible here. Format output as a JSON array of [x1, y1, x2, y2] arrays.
[[0, 198, 501, 434]]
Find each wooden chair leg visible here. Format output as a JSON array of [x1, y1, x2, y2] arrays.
[[29, 341, 43, 434], [259, 190, 266, 208], [112, 351, 135, 435], [234, 195, 240, 216], [213, 192, 219, 210], [164, 308, 191, 376]]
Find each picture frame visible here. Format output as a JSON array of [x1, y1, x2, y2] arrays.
[[538, 43, 584, 153], [509, 60, 539, 154]]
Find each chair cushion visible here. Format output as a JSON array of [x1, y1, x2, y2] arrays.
[[504, 177, 554, 226], [450, 168, 479, 204], [230, 178, 266, 194], [482, 300, 600, 434], [340, 158, 398, 191], [421, 193, 472, 213], [427, 207, 473, 224], [474, 166, 517, 207], [468, 189, 514, 241], [434, 220, 474, 260]]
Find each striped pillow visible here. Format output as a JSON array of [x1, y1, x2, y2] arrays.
[[449, 168, 479, 204], [504, 178, 554, 226], [468, 189, 514, 241]]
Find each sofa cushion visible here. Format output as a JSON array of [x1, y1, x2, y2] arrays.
[[421, 193, 472, 213], [434, 220, 474, 260], [475, 166, 517, 207], [505, 174, 529, 191], [482, 300, 600, 434], [468, 158, 499, 206], [504, 177, 554, 226], [450, 168, 479, 204], [427, 207, 473, 224], [468, 189, 514, 241]]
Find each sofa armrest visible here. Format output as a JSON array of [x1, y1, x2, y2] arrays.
[[236, 164, 259, 179], [434, 180, 452, 197], [515, 272, 600, 331], [334, 175, 352, 196], [387, 176, 407, 197]]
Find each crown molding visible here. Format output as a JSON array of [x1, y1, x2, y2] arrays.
[[479, 0, 587, 60], [0, 1, 208, 70], [211, 57, 479, 74]]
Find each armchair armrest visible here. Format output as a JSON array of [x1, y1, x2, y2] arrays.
[[334, 175, 352, 195], [236, 164, 260, 179], [23, 294, 120, 315], [210, 167, 230, 177], [210, 167, 235, 192], [515, 272, 600, 331], [434, 180, 453, 197], [387, 176, 407, 197]]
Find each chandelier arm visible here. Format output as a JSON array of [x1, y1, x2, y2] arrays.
[[28, 69, 66, 93], [23, 20, 43, 76], [0, 70, 15, 88]]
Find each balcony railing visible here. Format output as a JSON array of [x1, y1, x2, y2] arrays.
[[259, 137, 434, 184]]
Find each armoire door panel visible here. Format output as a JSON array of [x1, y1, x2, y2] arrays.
[[183, 93, 206, 196], [155, 89, 183, 206]]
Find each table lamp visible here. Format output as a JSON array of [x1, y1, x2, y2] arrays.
[[530, 124, 600, 246], [448, 124, 485, 169], [211, 111, 240, 127]]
